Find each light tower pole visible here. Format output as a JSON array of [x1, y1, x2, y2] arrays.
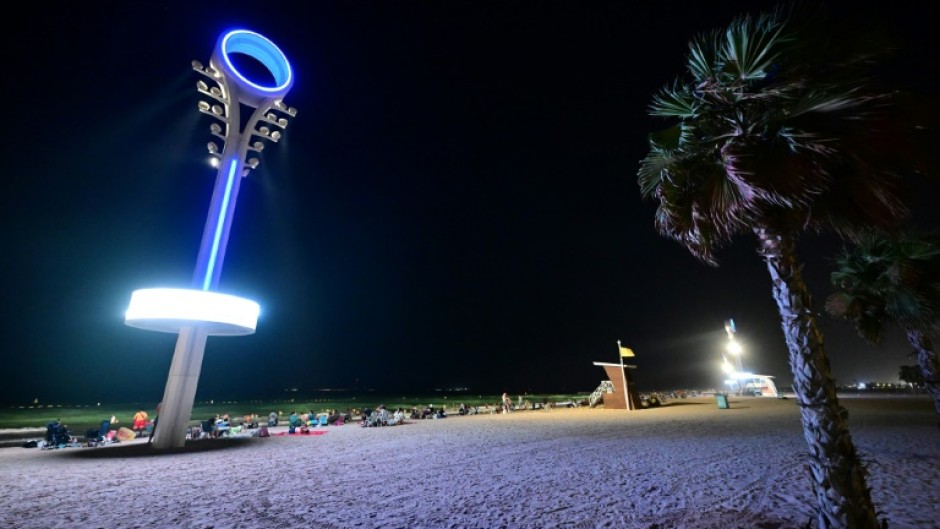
[[724, 318, 744, 394], [124, 30, 297, 449], [724, 319, 744, 374]]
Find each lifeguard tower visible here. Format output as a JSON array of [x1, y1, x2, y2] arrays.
[[588, 341, 641, 410], [590, 362, 641, 410]]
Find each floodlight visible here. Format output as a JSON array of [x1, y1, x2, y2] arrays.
[[210, 123, 223, 135], [273, 100, 297, 117], [211, 104, 224, 116], [258, 126, 270, 137], [207, 142, 219, 154], [125, 288, 259, 336], [260, 113, 289, 128], [247, 158, 260, 169], [249, 141, 264, 152], [727, 340, 743, 355], [198, 101, 210, 112], [192, 60, 204, 70], [197, 80, 209, 91], [270, 130, 282, 141]]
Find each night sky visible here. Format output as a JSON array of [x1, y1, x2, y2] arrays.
[[2, 1, 937, 405]]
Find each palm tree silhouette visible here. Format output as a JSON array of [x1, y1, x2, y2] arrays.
[[827, 232, 940, 423], [637, 4, 929, 527]]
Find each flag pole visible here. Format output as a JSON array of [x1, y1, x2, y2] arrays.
[[618, 340, 631, 410]]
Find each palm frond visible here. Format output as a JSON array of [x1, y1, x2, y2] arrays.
[[720, 11, 794, 82], [637, 1, 918, 271], [687, 30, 722, 81], [649, 83, 698, 118], [828, 231, 940, 339]]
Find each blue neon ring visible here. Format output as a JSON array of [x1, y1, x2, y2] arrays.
[[219, 30, 293, 95]]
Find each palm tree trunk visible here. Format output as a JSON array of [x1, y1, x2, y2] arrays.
[[905, 328, 940, 424], [754, 226, 880, 529]]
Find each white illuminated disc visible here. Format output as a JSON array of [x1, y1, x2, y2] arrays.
[[125, 288, 259, 336]]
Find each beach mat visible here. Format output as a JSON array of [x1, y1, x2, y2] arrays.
[[274, 430, 327, 436]]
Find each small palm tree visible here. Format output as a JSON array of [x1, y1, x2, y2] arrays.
[[826, 232, 940, 422], [899, 365, 926, 388], [637, 4, 927, 527]]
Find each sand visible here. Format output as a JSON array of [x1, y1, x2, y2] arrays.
[[0, 396, 937, 529]]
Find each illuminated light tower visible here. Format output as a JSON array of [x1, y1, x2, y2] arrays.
[[724, 319, 744, 374], [723, 318, 745, 394], [124, 29, 297, 449]]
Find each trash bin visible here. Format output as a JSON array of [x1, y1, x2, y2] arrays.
[[716, 393, 729, 409]]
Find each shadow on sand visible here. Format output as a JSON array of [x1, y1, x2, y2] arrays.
[[657, 401, 709, 408], [62, 437, 258, 458]]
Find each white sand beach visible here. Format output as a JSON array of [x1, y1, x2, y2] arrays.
[[0, 396, 937, 529]]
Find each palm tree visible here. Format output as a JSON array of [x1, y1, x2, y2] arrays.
[[637, 4, 927, 528], [899, 365, 925, 388], [826, 232, 940, 422]]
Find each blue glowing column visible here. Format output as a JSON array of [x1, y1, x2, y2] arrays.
[[147, 29, 295, 449], [151, 156, 244, 448], [195, 157, 244, 291]]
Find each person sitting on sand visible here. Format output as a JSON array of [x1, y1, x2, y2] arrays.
[[375, 404, 390, 426], [327, 410, 342, 425], [242, 414, 257, 429], [288, 411, 300, 434], [132, 409, 149, 435], [216, 415, 231, 437], [389, 408, 405, 425], [205, 416, 218, 438]]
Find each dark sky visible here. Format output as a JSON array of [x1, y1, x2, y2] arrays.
[[1, 1, 936, 404]]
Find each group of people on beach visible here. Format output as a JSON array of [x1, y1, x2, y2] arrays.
[[285, 409, 350, 433], [358, 403, 453, 427]]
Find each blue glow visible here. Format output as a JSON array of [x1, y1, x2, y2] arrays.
[[202, 159, 239, 290], [221, 30, 292, 94]]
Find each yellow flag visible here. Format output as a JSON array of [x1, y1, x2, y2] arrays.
[[619, 345, 635, 357]]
